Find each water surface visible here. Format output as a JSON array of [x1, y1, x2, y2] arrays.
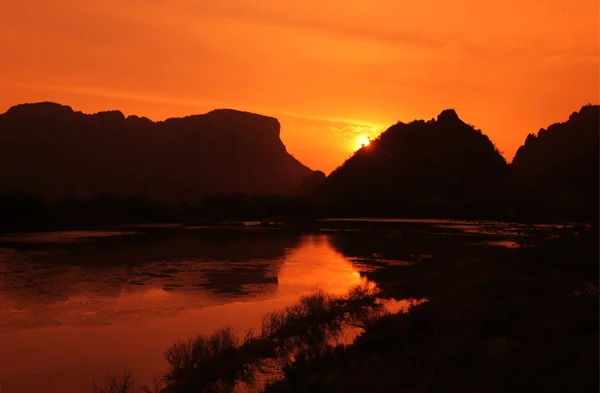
[[0, 229, 376, 393]]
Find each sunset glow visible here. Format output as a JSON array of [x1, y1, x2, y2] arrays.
[[0, 0, 597, 173], [356, 135, 372, 149]]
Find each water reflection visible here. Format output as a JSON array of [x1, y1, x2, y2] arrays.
[[0, 230, 367, 393], [0, 229, 300, 312]]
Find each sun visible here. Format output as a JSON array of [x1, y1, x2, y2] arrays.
[[356, 135, 371, 150]]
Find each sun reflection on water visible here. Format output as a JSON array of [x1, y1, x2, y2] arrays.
[[0, 232, 387, 393]]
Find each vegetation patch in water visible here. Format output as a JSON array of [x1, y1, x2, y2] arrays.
[[91, 283, 404, 393]]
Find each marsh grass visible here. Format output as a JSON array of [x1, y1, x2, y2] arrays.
[[91, 370, 166, 393], [160, 283, 386, 392], [92, 283, 390, 393], [90, 370, 135, 393]]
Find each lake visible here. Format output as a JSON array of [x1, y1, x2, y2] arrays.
[[0, 220, 528, 392]]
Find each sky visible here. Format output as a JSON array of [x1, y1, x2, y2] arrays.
[[1, 0, 598, 174]]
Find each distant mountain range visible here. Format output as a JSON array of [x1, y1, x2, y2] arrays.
[[317, 104, 598, 219], [0, 102, 321, 202], [0, 101, 597, 221]]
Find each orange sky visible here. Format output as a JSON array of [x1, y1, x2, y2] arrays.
[[1, 0, 598, 173]]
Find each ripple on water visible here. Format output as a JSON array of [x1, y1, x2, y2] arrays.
[[0, 230, 142, 244]]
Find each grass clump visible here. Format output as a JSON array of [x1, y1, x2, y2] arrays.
[[156, 283, 388, 393], [90, 370, 136, 393]]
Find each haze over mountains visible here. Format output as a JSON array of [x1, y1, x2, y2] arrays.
[[0, 103, 319, 202]]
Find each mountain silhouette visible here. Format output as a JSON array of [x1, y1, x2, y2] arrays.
[[0, 103, 318, 202], [512, 104, 599, 212], [318, 109, 509, 216]]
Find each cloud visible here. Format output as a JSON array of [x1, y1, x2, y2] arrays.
[[331, 124, 383, 139], [6, 82, 218, 112], [196, 3, 448, 49]]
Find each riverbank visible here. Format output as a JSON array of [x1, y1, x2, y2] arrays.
[[264, 224, 599, 393]]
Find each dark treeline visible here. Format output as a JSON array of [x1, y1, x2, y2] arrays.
[[0, 189, 595, 234], [0, 193, 316, 232]]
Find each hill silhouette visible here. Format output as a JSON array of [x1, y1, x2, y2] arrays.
[[512, 105, 599, 215], [318, 109, 510, 218], [0, 102, 317, 202]]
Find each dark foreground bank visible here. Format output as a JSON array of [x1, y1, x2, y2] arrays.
[[264, 224, 599, 393]]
